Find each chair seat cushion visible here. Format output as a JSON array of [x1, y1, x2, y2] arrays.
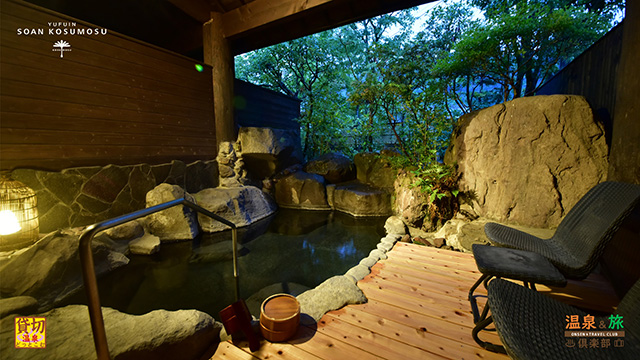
[[472, 244, 566, 287]]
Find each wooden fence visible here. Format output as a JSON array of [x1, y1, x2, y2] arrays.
[[536, 22, 624, 145]]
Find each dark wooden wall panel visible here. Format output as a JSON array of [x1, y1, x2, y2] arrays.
[[0, 0, 216, 171], [536, 22, 624, 146], [234, 79, 301, 131]]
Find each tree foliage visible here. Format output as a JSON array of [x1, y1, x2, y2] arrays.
[[436, 0, 617, 102], [235, 0, 623, 162]]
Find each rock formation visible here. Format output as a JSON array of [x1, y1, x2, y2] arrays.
[[0, 305, 221, 360], [384, 216, 407, 236], [145, 183, 199, 241], [9, 160, 217, 233], [129, 232, 161, 255], [274, 171, 330, 210], [394, 172, 429, 229], [304, 152, 356, 184], [194, 186, 277, 232], [216, 141, 247, 188], [0, 228, 129, 311], [236, 127, 303, 179], [0, 296, 38, 318], [296, 275, 367, 322], [445, 95, 608, 228], [354, 151, 399, 189], [331, 182, 392, 217]]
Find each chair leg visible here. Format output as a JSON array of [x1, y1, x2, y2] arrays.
[[472, 315, 507, 354], [469, 274, 490, 323]]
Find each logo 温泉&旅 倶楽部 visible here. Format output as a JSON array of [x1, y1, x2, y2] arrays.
[[564, 314, 626, 349]]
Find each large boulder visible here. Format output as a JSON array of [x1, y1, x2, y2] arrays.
[[0, 305, 221, 360], [105, 221, 145, 240], [129, 232, 161, 255], [304, 152, 356, 184], [145, 184, 199, 241], [384, 216, 406, 236], [194, 186, 277, 232], [297, 275, 367, 322], [432, 217, 557, 253], [236, 127, 303, 179], [0, 296, 38, 318], [0, 229, 129, 312], [394, 172, 428, 229], [274, 171, 330, 210], [332, 182, 392, 217], [354, 151, 399, 189], [392, 171, 457, 232], [445, 95, 609, 228]]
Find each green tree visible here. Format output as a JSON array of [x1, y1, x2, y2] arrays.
[[437, 0, 618, 101], [236, 31, 353, 158], [335, 11, 415, 153], [236, 0, 623, 160]]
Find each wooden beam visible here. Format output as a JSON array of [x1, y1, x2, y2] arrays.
[[224, 0, 436, 54], [168, 0, 212, 23], [204, 12, 235, 144], [204, 12, 236, 147], [222, 0, 332, 38]]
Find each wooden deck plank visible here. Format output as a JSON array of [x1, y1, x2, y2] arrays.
[[373, 264, 489, 301], [211, 341, 261, 360], [384, 257, 483, 280], [384, 251, 482, 273], [212, 242, 510, 359], [358, 282, 476, 328], [228, 337, 323, 360], [287, 325, 384, 360], [315, 315, 448, 359], [211, 241, 619, 359], [350, 300, 502, 345], [360, 276, 473, 314], [534, 277, 619, 313], [394, 242, 476, 259], [368, 265, 489, 304], [327, 306, 504, 360], [373, 262, 488, 295], [391, 245, 480, 270]]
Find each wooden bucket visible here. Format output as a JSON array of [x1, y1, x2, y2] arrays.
[[259, 293, 300, 342]]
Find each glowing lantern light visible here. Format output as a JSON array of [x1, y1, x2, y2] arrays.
[[0, 210, 21, 235], [0, 174, 39, 251]]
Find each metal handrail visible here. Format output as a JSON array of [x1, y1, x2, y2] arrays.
[[79, 198, 238, 360]]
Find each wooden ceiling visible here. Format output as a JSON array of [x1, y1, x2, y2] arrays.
[[25, 0, 435, 58]]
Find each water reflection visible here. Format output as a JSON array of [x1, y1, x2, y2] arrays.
[[336, 238, 357, 259], [62, 209, 385, 319]]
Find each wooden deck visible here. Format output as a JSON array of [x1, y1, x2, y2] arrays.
[[211, 242, 619, 360]]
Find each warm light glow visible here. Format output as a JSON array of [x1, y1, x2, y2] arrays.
[[0, 209, 21, 235]]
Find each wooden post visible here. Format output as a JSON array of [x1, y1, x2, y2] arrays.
[[204, 12, 235, 148], [609, 4, 640, 184]]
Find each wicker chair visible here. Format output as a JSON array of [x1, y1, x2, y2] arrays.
[[475, 278, 640, 359], [484, 181, 640, 279]]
